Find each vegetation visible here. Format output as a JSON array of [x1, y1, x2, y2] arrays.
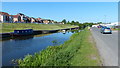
[[112, 28, 120, 31], [61, 19, 95, 30], [17, 28, 101, 66], [69, 22, 94, 29], [61, 19, 67, 24], [0, 23, 78, 33], [97, 22, 102, 24]]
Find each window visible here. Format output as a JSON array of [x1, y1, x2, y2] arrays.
[[17, 31, 19, 33]]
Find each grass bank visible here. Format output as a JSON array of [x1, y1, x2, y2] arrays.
[[17, 29, 101, 66], [113, 28, 120, 31], [0, 23, 78, 33]]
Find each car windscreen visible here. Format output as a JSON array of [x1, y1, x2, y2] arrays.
[[105, 28, 110, 29]]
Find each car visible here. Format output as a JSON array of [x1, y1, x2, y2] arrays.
[[100, 26, 112, 34], [97, 26, 100, 28]]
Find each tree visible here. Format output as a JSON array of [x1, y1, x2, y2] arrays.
[[54, 21, 57, 23], [62, 19, 67, 24], [75, 21, 79, 25], [78, 23, 84, 29], [71, 21, 75, 25], [97, 22, 102, 24], [67, 21, 71, 24]]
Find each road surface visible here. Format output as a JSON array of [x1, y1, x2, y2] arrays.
[[91, 27, 118, 66]]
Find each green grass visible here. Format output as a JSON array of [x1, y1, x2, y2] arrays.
[[0, 23, 78, 33], [17, 28, 101, 66], [113, 28, 120, 31]]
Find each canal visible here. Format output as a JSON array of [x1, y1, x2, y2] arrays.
[[2, 31, 76, 66]]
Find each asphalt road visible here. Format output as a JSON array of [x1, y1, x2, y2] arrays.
[[91, 27, 118, 66]]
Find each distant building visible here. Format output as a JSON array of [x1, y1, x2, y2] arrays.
[[30, 17, 36, 23], [9, 15, 13, 23], [17, 13, 24, 22], [104, 22, 119, 28], [36, 17, 42, 23], [0, 11, 55, 24], [0, 12, 13, 23], [41, 19, 51, 24], [12, 15, 21, 23], [51, 20, 55, 23], [17, 13, 30, 23]]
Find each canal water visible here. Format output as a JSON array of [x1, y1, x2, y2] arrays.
[[2, 31, 75, 66]]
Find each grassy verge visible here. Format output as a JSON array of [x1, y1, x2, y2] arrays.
[[113, 28, 120, 31], [17, 28, 101, 66], [0, 23, 78, 33]]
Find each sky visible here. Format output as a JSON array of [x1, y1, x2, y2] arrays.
[[1, 0, 119, 2], [2, 2, 118, 23]]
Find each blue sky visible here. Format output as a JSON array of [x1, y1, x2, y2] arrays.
[[2, 2, 118, 23], [2, 0, 119, 2]]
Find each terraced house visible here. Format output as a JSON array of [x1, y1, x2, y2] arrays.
[[41, 19, 52, 24], [0, 12, 13, 23], [15, 13, 29, 23], [12, 15, 21, 23], [36, 17, 42, 23], [30, 17, 36, 23], [0, 11, 54, 24]]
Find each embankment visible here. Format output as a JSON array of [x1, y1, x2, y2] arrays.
[[17, 28, 101, 66], [1, 23, 78, 33]]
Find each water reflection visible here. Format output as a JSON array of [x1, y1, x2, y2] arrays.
[[2, 31, 74, 66], [1, 30, 80, 41], [12, 35, 34, 41], [1, 33, 53, 41], [1, 35, 34, 41], [71, 30, 80, 33], [62, 29, 81, 34]]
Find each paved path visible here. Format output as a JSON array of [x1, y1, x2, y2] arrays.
[[91, 27, 118, 66]]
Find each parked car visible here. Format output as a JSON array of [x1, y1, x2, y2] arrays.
[[100, 26, 112, 34], [97, 26, 100, 28], [97, 25, 103, 28]]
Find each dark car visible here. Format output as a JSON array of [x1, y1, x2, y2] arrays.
[[97, 26, 100, 28], [100, 26, 112, 34]]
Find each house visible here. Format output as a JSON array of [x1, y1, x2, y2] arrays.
[[27, 17, 32, 23], [0, 11, 56, 24], [36, 17, 42, 23], [30, 17, 36, 23], [41, 19, 51, 24], [12, 15, 21, 23], [9, 15, 13, 23], [51, 20, 55, 23], [17, 13, 24, 22], [17, 13, 29, 23], [0, 12, 11, 23]]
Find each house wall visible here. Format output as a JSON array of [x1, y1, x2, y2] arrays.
[[9, 16, 13, 23], [13, 18, 18, 22], [0, 15, 3, 23], [18, 16, 21, 22], [13, 16, 21, 23], [21, 15, 24, 22], [43, 20, 49, 24], [3, 15, 9, 23], [31, 18, 35, 23], [0, 14, 13, 23]]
